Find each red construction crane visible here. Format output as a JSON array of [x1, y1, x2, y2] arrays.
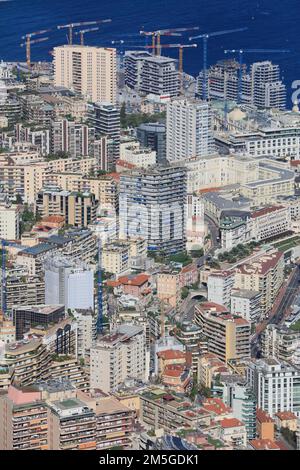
[[145, 43, 197, 91], [74, 27, 99, 45], [20, 29, 51, 69], [140, 27, 199, 56], [140, 30, 181, 55], [57, 19, 112, 45]]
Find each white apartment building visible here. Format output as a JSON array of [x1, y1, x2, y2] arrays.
[[44, 255, 94, 311], [15, 124, 51, 157], [90, 324, 147, 393], [250, 205, 291, 241], [72, 309, 97, 358], [184, 154, 259, 193], [261, 324, 300, 366], [124, 51, 179, 97], [216, 127, 300, 160], [0, 193, 19, 240], [251, 61, 286, 110], [230, 289, 262, 324], [185, 194, 206, 252], [234, 249, 284, 318], [166, 98, 214, 162], [220, 214, 252, 251], [247, 358, 300, 417], [51, 119, 95, 158], [102, 240, 130, 276], [197, 60, 286, 110], [119, 165, 187, 255], [53, 45, 117, 104], [207, 271, 234, 308], [119, 140, 156, 168], [220, 205, 292, 250]]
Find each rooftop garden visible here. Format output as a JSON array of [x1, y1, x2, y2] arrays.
[[218, 241, 260, 264], [51, 354, 72, 362], [290, 320, 300, 332], [120, 103, 166, 128], [273, 236, 300, 253]]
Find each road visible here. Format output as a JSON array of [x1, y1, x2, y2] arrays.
[[269, 267, 300, 325], [196, 214, 221, 268], [182, 298, 201, 322], [251, 267, 300, 357], [177, 215, 220, 323]]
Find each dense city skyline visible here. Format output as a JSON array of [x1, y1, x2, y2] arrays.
[[1, 0, 300, 459]]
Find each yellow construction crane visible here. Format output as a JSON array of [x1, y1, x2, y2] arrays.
[[57, 19, 111, 45], [145, 43, 197, 92], [20, 29, 51, 70], [75, 27, 99, 45]]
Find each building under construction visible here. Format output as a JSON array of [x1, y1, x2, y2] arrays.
[[124, 51, 180, 97]]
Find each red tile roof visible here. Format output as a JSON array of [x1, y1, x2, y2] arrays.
[[202, 398, 231, 416], [200, 302, 229, 313], [275, 411, 297, 421], [157, 350, 187, 360], [106, 172, 120, 182], [249, 439, 280, 450], [251, 206, 285, 219], [118, 274, 149, 286], [41, 215, 65, 223], [181, 263, 197, 274], [220, 418, 244, 428], [236, 251, 283, 276], [116, 159, 136, 169], [163, 364, 186, 377], [107, 274, 149, 288], [256, 408, 274, 423]]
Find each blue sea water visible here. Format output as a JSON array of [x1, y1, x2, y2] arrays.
[[0, 0, 300, 105]]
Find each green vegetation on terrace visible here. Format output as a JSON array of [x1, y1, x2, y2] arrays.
[[218, 241, 260, 264], [168, 251, 192, 266], [51, 354, 72, 362], [190, 248, 204, 258], [148, 250, 193, 267], [20, 205, 42, 235], [290, 320, 300, 332], [206, 436, 224, 449], [273, 236, 300, 253], [120, 103, 166, 128]]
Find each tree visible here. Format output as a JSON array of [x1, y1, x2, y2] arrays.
[[15, 194, 23, 204], [198, 384, 212, 398], [120, 102, 126, 127], [281, 427, 297, 448], [190, 248, 204, 258], [181, 287, 189, 299], [168, 251, 192, 266]]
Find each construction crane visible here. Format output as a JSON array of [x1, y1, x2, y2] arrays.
[[140, 27, 199, 56], [140, 30, 181, 55], [189, 27, 248, 100], [110, 40, 147, 66], [20, 29, 51, 69], [75, 27, 99, 45], [224, 48, 290, 103], [57, 19, 112, 45], [145, 43, 197, 92]]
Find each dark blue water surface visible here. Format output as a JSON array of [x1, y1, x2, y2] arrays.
[[0, 0, 299, 105]]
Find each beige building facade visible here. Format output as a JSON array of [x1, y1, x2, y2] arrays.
[[53, 45, 116, 104]]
